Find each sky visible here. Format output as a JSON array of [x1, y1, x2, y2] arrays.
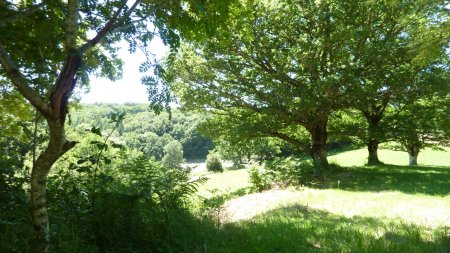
[[80, 38, 168, 104]]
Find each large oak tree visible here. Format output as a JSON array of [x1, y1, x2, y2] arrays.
[[169, 0, 449, 168], [170, 0, 367, 169]]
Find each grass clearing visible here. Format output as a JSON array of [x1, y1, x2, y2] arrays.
[[195, 168, 250, 198], [189, 148, 450, 252], [329, 147, 450, 167]]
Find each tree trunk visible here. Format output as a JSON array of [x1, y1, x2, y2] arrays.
[[366, 115, 382, 165], [308, 119, 329, 170], [406, 143, 420, 166], [367, 139, 381, 165], [29, 119, 76, 253]]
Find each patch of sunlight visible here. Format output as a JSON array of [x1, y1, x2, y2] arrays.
[[219, 189, 298, 223], [220, 188, 450, 228], [290, 189, 450, 228], [196, 168, 250, 198], [330, 147, 450, 167]]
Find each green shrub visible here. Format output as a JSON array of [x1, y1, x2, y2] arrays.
[[45, 154, 207, 252], [162, 140, 184, 169], [206, 152, 223, 172], [264, 157, 315, 187], [248, 164, 271, 192]]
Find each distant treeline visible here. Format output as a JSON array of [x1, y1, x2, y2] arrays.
[[70, 103, 213, 160]]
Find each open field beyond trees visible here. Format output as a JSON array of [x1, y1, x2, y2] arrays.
[[189, 148, 450, 253]]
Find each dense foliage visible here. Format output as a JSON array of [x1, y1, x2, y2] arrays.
[[69, 103, 213, 159], [168, 0, 449, 168], [1, 107, 209, 252], [206, 152, 223, 173], [1, 0, 234, 251]]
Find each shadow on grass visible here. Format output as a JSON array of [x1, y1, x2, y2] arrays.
[[6, 198, 448, 253], [178, 204, 450, 253], [322, 165, 450, 196]]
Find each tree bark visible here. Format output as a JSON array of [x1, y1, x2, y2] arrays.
[[29, 62, 80, 252], [367, 139, 381, 165], [29, 120, 76, 253], [406, 143, 420, 166], [366, 115, 382, 165], [308, 119, 329, 170]]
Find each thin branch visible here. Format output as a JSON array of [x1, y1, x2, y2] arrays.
[[0, 42, 51, 117], [79, 0, 141, 54]]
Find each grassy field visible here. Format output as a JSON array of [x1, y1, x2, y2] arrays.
[[189, 148, 450, 253], [329, 147, 450, 167]]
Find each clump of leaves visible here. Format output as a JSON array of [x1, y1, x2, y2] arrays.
[[248, 157, 316, 191], [265, 157, 315, 187], [162, 140, 185, 169], [206, 152, 223, 172], [248, 163, 271, 192]]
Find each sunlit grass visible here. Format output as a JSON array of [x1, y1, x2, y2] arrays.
[[187, 148, 450, 252], [209, 204, 450, 253], [329, 147, 450, 167], [196, 168, 250, 198]]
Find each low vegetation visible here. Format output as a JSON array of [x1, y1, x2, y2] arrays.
[[193, 148, 450, 253]]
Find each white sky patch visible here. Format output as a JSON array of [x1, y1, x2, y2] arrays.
[[80, 38, 168, 104]]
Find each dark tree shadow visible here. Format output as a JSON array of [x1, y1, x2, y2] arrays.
[[193, 204, 450, 253], [319, 165, 450, 196]]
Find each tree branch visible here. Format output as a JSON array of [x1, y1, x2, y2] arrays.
[[79, 0, 141, 54], [268, 131, 309, 152], [0, 42, 51, 117], [65, 0, 79, 53]]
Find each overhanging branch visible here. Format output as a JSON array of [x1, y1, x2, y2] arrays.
[[79, 0, 141, 54], [268, 131, 310, 152], [0, 42, 51, 117]]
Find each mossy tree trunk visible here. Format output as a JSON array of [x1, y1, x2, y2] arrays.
[[364, 110, 385, 166], [307, 117, 329, 171], [29, 120, 76, 253]]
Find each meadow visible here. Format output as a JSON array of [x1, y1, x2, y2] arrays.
[[188, 148, 450, 253]]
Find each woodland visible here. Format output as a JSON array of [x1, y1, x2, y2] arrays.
[[0, 0, 449, 253]]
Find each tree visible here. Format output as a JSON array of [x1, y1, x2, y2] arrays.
[[386, 94, 450, 165], [347, 0, 449, 165], [384, 58, 450, 166], [0, 1, 232, 252], [162, 140, 184, 169], [170, 0, 374, 169]]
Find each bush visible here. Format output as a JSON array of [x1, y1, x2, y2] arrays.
[[248, 157, 316, 191], [162, 140, 185, 169], [265, 157, 315, 187], [206, 152, 223, 172], [45, 154, 207, 252], [248, 163, 271, 192]]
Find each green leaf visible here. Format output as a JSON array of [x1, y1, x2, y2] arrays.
[[76, 166, 92, 173], [77, 159, 87, 165], [103, 157, 112, 165], [90, 141, 108, 151], [90, 127, 102, 137], [111, 142, 126, 150]]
